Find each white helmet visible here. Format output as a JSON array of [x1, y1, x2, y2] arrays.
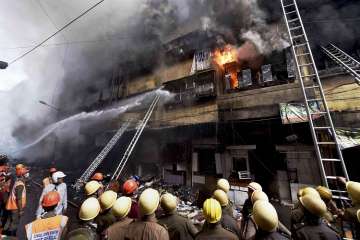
[[52, 171, 66, 183]]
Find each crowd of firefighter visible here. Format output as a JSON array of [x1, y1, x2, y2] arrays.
[[0, 154, 359, 240]]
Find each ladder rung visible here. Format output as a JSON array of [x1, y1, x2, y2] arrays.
[[330, 190, 347, 193], [322, 158, 341, 162], [299, 63, 313, 67], [304, 85, 320, 89], [310, 111, 327, 115], [314, 127, 331, 130], [290, 26, 302, 31], [296, 53, 310, 57], [307, 98, 322, 102], [294, 43, 307, 48], [283, 3, 295, 8], [292, 34, 304, 39], [326, 176, 338, 179], [286, 10, 297, 14], [318, 142, 336, 145], [288, 18, 299, 23], [301, 74, 316, 78], [332, 195, 350, 201]]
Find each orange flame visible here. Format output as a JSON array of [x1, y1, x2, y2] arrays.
[[213, 45, 238, 66]]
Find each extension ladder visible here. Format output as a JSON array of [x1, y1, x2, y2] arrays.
[[321, 43, 360, 85], [280, 0, 349, 199], [109, 94, 160, 182], [73, 120, 131, 189]]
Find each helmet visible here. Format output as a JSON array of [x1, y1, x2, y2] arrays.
[[346, 181, 360, 204], [42, 191, 60, 207], [132, 175, 140, 182], [299, 194, 327, 217], [85, 181, 102, 196], [213, 189, 229, 207], [99, 190, 117, 211], [251, 190, 269, 204], [139, 188, 160, 216], [111, 196, 132, 218], [297, 188, 306, 198], [49, 167, 57, 174], [253, 200, 278, 232], [316, 186, 332, 201], [79, 197, 101, 221], [357, 209, 360, 223], [216, 179, 230, 193], [52, 171, 66, 183], [123, 179, 138, 195], [248, 182, 262, 192], [16, 164, 24, 169], [160, 193, 177, 213], [301, 187, 321, 198], [16, 167, 28, 177], [91, 172, 104, 181], [203, 198, 222, 224]]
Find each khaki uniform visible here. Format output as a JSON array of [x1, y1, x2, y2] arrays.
[[195, 222, 239, 240], [104, 217, 133, 240], [158, 212, 198, 240], [67, 223, 99, 240], [242, 216, 257, 240], [255, 230, 289, 240], [95, 210, 116, 234], [342, 204, 360, 239], [123, 214, 169, 240], [220, 209, 240, 237], [292, 220, 341, 240]]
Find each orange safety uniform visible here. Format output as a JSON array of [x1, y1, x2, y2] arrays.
[[25, 215, 68, 240], [6, 180, 26, 210]]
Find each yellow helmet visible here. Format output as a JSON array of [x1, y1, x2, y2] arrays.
[[251, 190, 269, 204], [99, 190, 117, 211], [299, 194, 327, 217], [203, 198, 222, 224], [248, 182, 262, 192], [253, 200, 278, 232], [346, 181, 360, 204], [79, 197, 101, 221], [111, 196, 132, 218], [213, 189, 229, 207], [160, 193, 177, 213], [139, 188, 160, 216], [316, 186, 332, 201], [216, 179, 230, 193], [15, 164, 24, 169], [301, 187, 321, 198], [85, 180, 101, 196], [357, 209, 360, 223]]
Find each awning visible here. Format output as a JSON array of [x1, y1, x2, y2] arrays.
[[335, 128, 360, 149], [279, 102, 322, 124]]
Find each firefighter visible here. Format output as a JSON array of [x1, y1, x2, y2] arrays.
[[36, 171, 67, 218], [341, 181, 360, 238], [42, 167, 57, 188], [0, 155, 11, 227], [67, 197, 100, 240], [95, 190, 117, 234], [122, 188, 169, 240], [241, 182, 262, 234], [85, 180, 102, 198], [25, 191, 68, 240], [195, 198, 238, 240], [103, 196, 134, 240], [122, 179, 139, 219], [252, 200, 289, 239], [292, 194, 341, 240], [316, 186, 343, 227], [4, 166, 29, 236], [212, 189, 240, 237], [216, 178, 236, 217], [158, 192, 198, 240]]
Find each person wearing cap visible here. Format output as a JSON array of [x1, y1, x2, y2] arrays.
[[158, 192, 198, 240], [122, 179, 140, 219], [103, 196, 134, 240], [216, 178, 236, 217], [4, 165, 29, 236], [85, 180, 103, 198], [292, 194, 340, 240], [340, 181, 360, 239], [42, 167, 57, 188], [252, 200, 288, 239], [95, 190, 117, 234], [195, 198, 238, 240], [91, 172, 105, 194], [212, 189, 240, 237], [67, 197, 100, 240], [241, 182, 262, 233], [316, 186, 343, 228], [25, 191, 68, 240], [36, 171, 67, 218], [122, 188, 169, 240], [0, 155, 11, 227]]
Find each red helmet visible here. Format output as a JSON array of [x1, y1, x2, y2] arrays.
[[91, 172, 104, 181], [49, 167, 57, 174], [42, 191, 60, 207], [123, 179, 138, 195], [16, 167, 28, 177]]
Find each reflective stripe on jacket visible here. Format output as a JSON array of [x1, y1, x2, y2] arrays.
[[6, 179, 26, 210], [25, 215, 68, 240]]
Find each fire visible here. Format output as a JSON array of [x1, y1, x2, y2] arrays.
[[213, 45, 238, 66]]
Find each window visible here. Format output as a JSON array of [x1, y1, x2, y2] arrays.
[[197, 149, 216, 175]]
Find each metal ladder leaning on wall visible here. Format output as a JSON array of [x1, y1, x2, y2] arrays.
[[280, 0, 349, 199], [321, 43, 360, 85], [109, 94, 160, 183], [73, 120, 131, 190]]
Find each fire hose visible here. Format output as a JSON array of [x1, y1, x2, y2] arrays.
[[31, 180, 79, 208]]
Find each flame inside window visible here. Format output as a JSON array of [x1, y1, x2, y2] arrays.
[[213, 45, 238, 66]]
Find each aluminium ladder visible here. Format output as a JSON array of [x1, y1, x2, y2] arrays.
[[109, 94, 160, 182], [281, 0, 349, 199], [321, 43, 360, 85], [73, 120, 131, 190]]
